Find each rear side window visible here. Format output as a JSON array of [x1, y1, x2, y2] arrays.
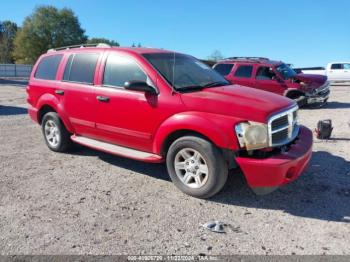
[[63, 53, 99, 84], [103, 54, 147, 88], [234, 65, 253, 78], [344, 63, 350, 70], [331, 63, 342, 70], [35, 54, 63, 80], [213, 64, 234, 76]]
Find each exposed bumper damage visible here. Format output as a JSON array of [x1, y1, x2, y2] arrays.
[[306, 82, 330, 105], [235, 126, 313, 195]]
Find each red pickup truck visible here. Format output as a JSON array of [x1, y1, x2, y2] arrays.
[[27, 44, 313, 198], [213, 57, 330, 107]]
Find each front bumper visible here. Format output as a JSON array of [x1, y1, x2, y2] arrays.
[[306, 84, 330, 104], [307, 91, 330, 104], [235, 126, 313, 195]]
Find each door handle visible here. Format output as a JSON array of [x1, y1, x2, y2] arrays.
[[96, 95, 110, 102], [55, 90, 64, 95]]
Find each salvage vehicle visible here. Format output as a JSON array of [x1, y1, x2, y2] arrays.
[[298, 62, 350, 82], [27, 44, 313, 198], [213, 57, 330, 106]]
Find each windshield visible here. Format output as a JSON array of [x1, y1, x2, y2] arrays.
[[275, 63, 297, 80], [143, 53, 229, 91]]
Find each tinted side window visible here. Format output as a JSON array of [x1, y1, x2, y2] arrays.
[[234, 65, 253, 78], [103, 54, 147, 87], [35, 54, 63, 80], [331, 63, 342, 70], [63, 53, 99, 84], [213, 64, 234, 76]]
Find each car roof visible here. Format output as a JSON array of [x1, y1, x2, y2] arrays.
[[215, 57, 282, 66], [45, 44, 176, 56]]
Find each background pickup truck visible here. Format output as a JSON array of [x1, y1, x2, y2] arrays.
[[296, 62, 350, 82]]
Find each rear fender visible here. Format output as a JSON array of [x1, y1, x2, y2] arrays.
[[36, 93, 74, 133]]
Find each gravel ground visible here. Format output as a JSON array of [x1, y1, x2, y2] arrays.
[[0, 80, 349, 255]]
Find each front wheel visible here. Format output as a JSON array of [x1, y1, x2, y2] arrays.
[[166, 136, 228, 198]]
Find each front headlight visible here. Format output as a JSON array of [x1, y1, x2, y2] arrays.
[[235, 121, 269, 150]]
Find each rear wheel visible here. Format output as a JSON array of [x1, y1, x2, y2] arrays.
[[166, 136, 228, 198], [41, 112, 72, 152]]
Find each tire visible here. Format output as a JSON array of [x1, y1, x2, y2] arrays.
[[41, 112, 72, 152], [166, 135, 228, 198]]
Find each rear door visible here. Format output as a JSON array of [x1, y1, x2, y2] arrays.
[[328, 63, 345, 81], [59, 51, 101, 137], [229, 64, 254, 87]]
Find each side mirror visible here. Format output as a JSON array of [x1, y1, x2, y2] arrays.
[[124, 81, 157, 95]]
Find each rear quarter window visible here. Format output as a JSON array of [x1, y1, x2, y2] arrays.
[[234, 65, 253, 78], [35, 54, 63, 80], [63, 53, 99, 84], [213, 64, 234, 76]]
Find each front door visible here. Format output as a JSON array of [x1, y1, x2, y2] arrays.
[[94, 53, 161, 152], [254, 66, 285, 95]]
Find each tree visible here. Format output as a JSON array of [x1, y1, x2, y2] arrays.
[[86, 37, 119, 46], [13, 6, 87, 64], [207, 50, 224, 61], [131, 42, 142, 47], [0, 20, 18, 63]]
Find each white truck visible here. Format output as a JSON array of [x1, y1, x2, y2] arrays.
[[299, 62, 350, 82]]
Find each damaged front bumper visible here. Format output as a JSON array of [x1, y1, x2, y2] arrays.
[[235, 126, 313, 195], [306, 82, 330, 104]]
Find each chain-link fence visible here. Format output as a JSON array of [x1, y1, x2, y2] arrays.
[[0, 64, 33, 78]]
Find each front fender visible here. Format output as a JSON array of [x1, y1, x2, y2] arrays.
[[36, 93, 74, 133], [152, 112, 240, 154]]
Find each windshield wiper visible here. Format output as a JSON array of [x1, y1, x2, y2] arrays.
[[202, 81, 230, 88], [176, 85, 204, 92]]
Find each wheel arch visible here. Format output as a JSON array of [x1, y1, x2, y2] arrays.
[[284, 89, 305, 99], [160, 129, 212, 157], [153, 113, 238, 156], [36, 94, 74, 133]]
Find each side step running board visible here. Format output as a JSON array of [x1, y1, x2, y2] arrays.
[[71, 135, 163, 163]]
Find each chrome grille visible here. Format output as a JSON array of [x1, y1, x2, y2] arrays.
[[272, 128, 289, 144], [268, 105, 299, 147], [271, 115, 288, 130]]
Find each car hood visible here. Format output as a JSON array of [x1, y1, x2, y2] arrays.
[[294, 73, 327, 89], [180, 85, 295, 123]]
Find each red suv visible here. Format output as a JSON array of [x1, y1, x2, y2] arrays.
[[213, 57, 330, 106], [27, 44, 313, 198]]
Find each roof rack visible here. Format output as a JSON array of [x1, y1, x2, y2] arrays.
[[47, 43, 111, 53], [224, 56, 269, 61]]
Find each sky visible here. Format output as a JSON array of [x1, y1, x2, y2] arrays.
[[1, 0, 349, 67]]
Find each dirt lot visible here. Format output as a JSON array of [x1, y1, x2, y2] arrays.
[[0, 79, 349, 255]]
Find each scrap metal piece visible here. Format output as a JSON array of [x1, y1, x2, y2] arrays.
[[202, 220, 226, 233]]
